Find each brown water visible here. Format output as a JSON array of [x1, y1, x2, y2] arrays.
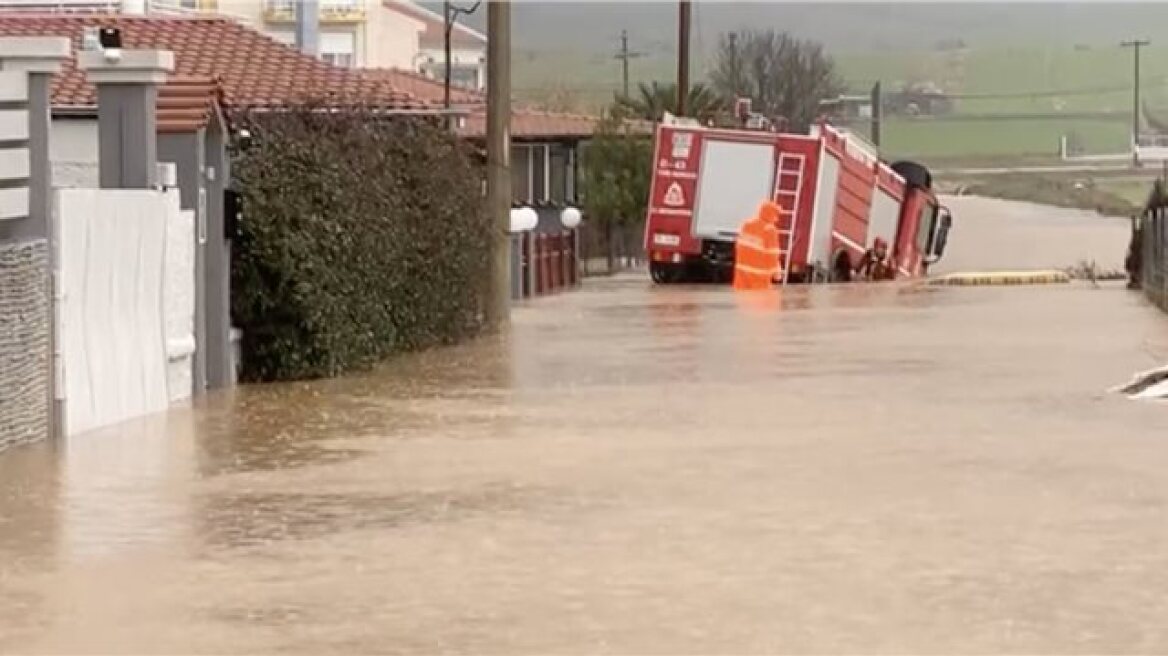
[[3, 197, 1168, 654]]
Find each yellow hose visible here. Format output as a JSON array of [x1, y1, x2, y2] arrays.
[[928, 270, 1072, 286]]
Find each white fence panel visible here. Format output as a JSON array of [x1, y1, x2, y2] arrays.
[[55, 189, 171, 436]]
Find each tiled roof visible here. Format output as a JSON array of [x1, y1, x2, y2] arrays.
[[0, 13, 434, 112], [364, 67, 482, 105], [459, 107, 653, 141], [383, 0, 485, 48], [157, 75, 220, 133]]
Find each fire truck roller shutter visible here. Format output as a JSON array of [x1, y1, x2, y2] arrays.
[[868, 189, 900, 249], [693, 139, 777, 239], [891, 161, 932, 190]]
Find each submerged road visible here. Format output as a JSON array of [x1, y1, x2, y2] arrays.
[[3, 197, 1168, 654]]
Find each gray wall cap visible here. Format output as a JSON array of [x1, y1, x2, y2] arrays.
[[79, 49, 175, 85], [0, 37, 71, 74]]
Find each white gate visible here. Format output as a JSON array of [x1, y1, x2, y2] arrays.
[[53, 189, 187, 436]]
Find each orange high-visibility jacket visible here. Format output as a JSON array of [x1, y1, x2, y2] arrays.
[[733, 202, 782, 291]]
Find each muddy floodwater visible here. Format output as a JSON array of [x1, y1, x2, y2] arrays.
[[4, 197, 1168, 654]]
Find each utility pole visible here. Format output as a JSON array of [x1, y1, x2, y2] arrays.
[[485, 0, 511, 327], [615, 29, 644, 99], [444, 0, 481, 127], [870, 81, 882, 147], [677, 0, 691, 116], [1122, 39, 1150, 167]]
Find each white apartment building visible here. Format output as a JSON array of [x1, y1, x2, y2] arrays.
[[0, 0, 486, 87]]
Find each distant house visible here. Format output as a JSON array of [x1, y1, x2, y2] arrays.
[[383, 0, 486, 90], [0, 0, 462, 72], [368, 67, 651, 207]]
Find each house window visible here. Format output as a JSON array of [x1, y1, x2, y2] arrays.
[[320, 31, 356, 68], [549, 144, 567, 204], [511, 145, 531, 203], [321, 52, 354, 67], [531, 145, 546, 202]]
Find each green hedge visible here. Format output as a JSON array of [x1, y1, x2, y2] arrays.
[[230, 104, 491, 382]]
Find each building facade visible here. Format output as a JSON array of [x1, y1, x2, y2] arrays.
[[0, 0, 485, 76]]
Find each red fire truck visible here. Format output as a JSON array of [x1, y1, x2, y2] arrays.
[[643, 115, 952, 284]]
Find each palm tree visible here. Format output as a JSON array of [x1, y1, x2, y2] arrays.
[[614, 81, 726, 123]]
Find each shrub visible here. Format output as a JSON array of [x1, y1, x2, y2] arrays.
[[230, 103, 491, 381]]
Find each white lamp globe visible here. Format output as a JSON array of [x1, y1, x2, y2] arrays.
[[509, 207, 530, 233], [560, 206, 582, 229], [520, 207, 539, 232]]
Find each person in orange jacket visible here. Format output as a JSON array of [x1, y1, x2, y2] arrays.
[[733, 201, 783, 290]]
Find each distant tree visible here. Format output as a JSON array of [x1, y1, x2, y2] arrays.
[[614, 81, 726, 123], [579, 108, 653, 272], [708, 29, 844, 131]]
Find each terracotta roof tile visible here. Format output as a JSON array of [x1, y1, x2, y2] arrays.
[[364, 67, 482, 104], [0, 13, 434, 112], [458, 107, 653, 141], [157, 74, 220, 133]]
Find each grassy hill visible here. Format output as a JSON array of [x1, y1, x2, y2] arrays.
[[495, 2, 1168, 163]]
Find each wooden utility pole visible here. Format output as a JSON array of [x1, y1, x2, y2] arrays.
[[1122, 39, 1150, 167], [677, 0, 691, 116], [615, 29, 644, 99], [485, 0, 511, 326]]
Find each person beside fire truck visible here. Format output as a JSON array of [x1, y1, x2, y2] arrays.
[[732, 201, 783, 290], [855, 237, 894, 281]]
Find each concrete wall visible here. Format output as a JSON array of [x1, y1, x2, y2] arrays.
[[49, 118, 98, 188], [0, 239, 49, 451]]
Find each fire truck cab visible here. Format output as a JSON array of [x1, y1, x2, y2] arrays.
[[643, 115, 952, 284]]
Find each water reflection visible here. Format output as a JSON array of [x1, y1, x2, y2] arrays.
[[3, 194, 1168, 653]]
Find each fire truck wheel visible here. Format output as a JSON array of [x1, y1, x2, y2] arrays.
[[830, 249, 853, 283], [650, 262, 684, 284]]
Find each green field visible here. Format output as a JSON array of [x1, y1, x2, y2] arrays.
[[516, 43, 1168, 164]]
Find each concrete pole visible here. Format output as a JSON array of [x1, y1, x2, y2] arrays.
[[0, 37, 71, 441], [485, 0, 511, 327], [78, 49, 174, 189]]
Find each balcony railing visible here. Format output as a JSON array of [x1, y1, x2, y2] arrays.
[[263, 0, 365, 23]]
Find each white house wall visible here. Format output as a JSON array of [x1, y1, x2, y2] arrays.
[[366, 3, 425, 69]]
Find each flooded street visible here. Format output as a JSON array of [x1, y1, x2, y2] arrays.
[[4, 197, 1168, 654]]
